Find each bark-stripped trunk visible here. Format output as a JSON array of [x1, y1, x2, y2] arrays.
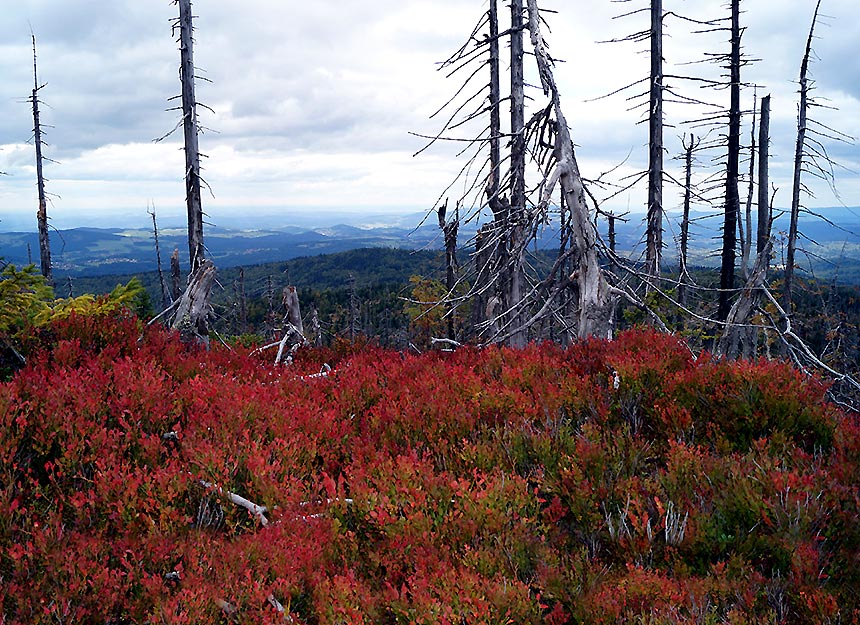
[[238, 267, 248, 334], [645, 0, 663, 287], [740, 98, 756, 280], [171, 259, 216, 347], [757, 95, 771, 256], [474, 0, 503, 340], [438, 201, 459, 341], [30, 36, 52, 285], [718, 0, 742, 321], [507, 0, 528, 347], [170, 248, 182, 301], [488, 0, 502, 212], [527, 0, 614, 339], [150, 206, 171, 309], [678, 134, 696, 309], [784, 1, 821, 315], [178, 0, 205, 273], [716, 238, 772, 359]]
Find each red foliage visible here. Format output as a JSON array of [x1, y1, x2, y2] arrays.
[[1, 318, 857, 624]]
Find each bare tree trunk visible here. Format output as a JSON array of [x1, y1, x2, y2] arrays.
[[645, 0, 663, 288], [784, 0, 821, 315], [507, 0, 528, 348], [488, 0, 502, 212], [149, 205, 171, 309], [177, 0, 205, 273], [757, 95, 771, 256], [282, 286, 303, 335], [527, 0, 614, 339], [30, 35, 52, 285], [716, 238, 772, 359], [740, 95, 757, 281], [171, 259, 216, 347], [170, 248, 182, 301], [238, 267, 247, 334], [678, 134, 697, 309], [438, 200, 459, 341], [718, 0, 742, 322]]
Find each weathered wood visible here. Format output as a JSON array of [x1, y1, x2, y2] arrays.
[[527, 0, 614, 339], [149, 205, 171, 309], [757, 95, 771, 255], [678, 134, 697, 309], [170, 248, 181, 301], [170, 259, 216, 346], [716, 238, 773, 359], [785, 1, 821, 315], [718, 0, 742, 322], [645, 0, 663, 287], [507, 0, 528, 347], [438, 200, 460, 341], [740, 95, 757, 281], [177, 0, 205, 272], [282, 286, 303, 335], [30, 35, 52, 285]]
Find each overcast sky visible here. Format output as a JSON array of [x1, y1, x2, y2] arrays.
[[0, 0, 858, 233]]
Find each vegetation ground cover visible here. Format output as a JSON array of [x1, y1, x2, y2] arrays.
[[1, 311, 858, 624]]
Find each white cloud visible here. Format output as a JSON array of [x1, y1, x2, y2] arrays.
[[0, 0, 858, 234]]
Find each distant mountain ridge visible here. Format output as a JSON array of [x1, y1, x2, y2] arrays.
[[2, 206, 859, 283], [0, 223, 450, 277]]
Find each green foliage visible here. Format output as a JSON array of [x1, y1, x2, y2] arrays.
[[0, 264, 54, 338]]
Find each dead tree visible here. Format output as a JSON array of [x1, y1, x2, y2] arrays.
[[739, 93, 757, 281], [438, 199, 460, 341], [527, 0, 614, 339], [170, 248, 182, 301], [506, 0, 528, 347], [175, 0, 205, 273], [646, 0, 664, 288], [167, 259, 216, 347], [757, 95, 771, 257], [783, 0, 820, 316], [677, 134, 700, 309], [718, 0, 742, 322], [29, 35, 52, 284], [149, 203, 171, 309]]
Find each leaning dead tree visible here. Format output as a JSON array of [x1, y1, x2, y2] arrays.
[[526, 0, 615, 338], [29, 35, 52, 284], [418, 0, 618, 344]]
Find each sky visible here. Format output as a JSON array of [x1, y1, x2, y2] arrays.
[[0, 0, 858, 233]]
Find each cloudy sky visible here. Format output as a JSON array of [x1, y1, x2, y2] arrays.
[[0, 0, 857, 233]]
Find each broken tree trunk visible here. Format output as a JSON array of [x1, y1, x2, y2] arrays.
[[177, 0, 205, 273], [30, 35, 52, 285], [527, 0, 614, 339], [715, 238, 772, 360], [645, 0, 663, 289], [170, 259, 216, 346], [784, 0, 821, 316], [718, 0, 742, 322]]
